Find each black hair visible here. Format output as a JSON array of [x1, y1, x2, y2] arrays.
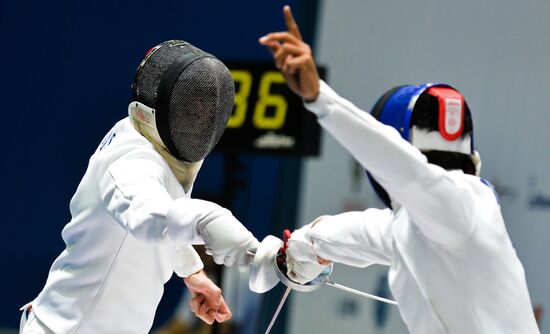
[[423, 150, 476, 175]]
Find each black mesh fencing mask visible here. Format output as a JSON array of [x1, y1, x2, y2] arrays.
[[131, 40, 235, 162]]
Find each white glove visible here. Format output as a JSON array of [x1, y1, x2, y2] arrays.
[[286, 223, 327, 284], [197, 208, 259, 266]]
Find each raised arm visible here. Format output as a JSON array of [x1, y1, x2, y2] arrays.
[[260, 6, 475, 246], [305, 83, 475, 246]]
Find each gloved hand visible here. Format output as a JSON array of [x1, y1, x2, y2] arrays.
[[197, 208, 259, 266], [286, 222, 330, 284]]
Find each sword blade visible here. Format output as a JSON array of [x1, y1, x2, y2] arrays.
[[265, 286, 292, 334], [326, 281, 398, 305]]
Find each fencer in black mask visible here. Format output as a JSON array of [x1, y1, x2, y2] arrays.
[[129, 40, 235, 192], [20, 40, 261, 334]]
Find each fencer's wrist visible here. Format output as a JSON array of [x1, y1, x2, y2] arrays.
[[173, 245, 204, 278], [317, 256, 332, 266], [303, 80, 335, 118], [221, 236, 258, 262], [185, 269, 204, 279], [311, 215, 329, 228], [236, 237, 260, 266], [200, 212, 258, 266], [303, 90, 320, 103]]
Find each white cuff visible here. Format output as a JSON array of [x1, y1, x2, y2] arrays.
[[173, 245, 204, 278], [303, 80, 339, 118]]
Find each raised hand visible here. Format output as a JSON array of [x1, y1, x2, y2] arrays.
[[259, 5, 321, 101]]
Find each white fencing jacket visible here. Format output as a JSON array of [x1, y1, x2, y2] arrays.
[[30, 118, 229, 333], [304, 81, 540, 333]]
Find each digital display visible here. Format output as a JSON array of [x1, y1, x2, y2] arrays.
[[215, 61, 325, 157]]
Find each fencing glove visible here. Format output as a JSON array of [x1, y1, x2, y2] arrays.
[[166, 198, 259, 267], [286, 222, 328, 284], [197, 208, 259, 266]]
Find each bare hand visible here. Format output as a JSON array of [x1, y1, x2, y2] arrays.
[[184, 270, 232, 324], [259, 5, 321, 101]]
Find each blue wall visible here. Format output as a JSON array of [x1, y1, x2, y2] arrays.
[[0, 0, 318, 329]]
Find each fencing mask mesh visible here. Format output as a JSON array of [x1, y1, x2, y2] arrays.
[[132, 40, 234, 162]]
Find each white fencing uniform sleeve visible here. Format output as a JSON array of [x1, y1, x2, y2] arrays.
[[305, 81, 475, 247], [172, 245, 204, 278], [101, 151, 257, 267], [100, 151, 177, 243], [307, 209, 395, 267]]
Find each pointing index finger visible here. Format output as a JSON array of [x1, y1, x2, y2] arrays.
[[283, 5, 302, 40]]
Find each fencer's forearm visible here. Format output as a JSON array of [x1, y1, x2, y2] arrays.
[[307, 210, 394, 267], [306, 81, 442, 193], [167, 197, 258, 266], [165, 197, 253, 244], [100, 157, 225, 245], [102, 172, 256, 260], [305, 81, 473, 244]]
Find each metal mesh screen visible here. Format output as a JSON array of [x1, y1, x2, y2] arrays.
[[131, 40, 234, 162], [168, 57, 234, 162]]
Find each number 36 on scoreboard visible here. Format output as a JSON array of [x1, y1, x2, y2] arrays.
[[216, 61, 324, 157], [229, 69, 287, 130]]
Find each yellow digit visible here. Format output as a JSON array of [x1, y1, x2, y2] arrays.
[[253, 71, 288, 130], [228, 70, 252, 128]]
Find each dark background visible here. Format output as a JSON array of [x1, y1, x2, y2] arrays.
[[0, 0, 320, 330]]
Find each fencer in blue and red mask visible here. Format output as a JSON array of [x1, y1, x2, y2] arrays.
[[259, 5, 540, 334]]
